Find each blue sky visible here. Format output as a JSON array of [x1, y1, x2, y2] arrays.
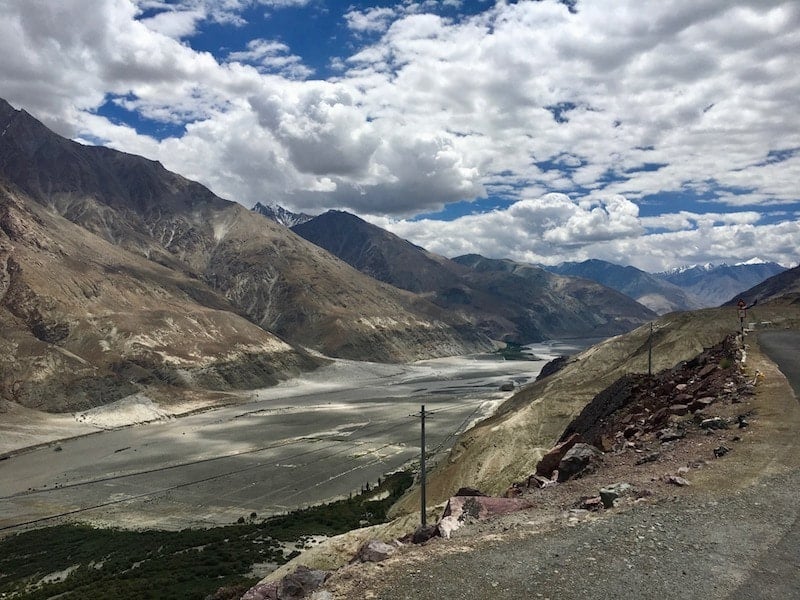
[[1, 0, 799, 271]]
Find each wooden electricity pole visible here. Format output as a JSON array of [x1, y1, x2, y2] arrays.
[[413, 405, 432, 526]]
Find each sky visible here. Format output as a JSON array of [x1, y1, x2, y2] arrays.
[[1, 0, 799, 272]]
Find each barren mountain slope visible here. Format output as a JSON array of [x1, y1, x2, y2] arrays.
[[0, 98, 490, 361], [0, 181, 321, 412], [294, 211, 656, 342], [454, 254, 656, 340]]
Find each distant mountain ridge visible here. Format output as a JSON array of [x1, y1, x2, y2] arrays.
[[543, 258, 786, 311], [252, 201, 313, 227], [293, 210, 656, 342], [545, 259, 701, 314], [658, 261, 787, 307], [721, 264, 800, 306]]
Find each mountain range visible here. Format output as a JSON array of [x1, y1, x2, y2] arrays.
[[6, 94, 786, 414], [291, 210, 655, 342], [658, 260, 787, 307], [0, 98, 504, 410], [545, 259, 702, 314], [1, 96, 662, 411], [266, 204, 789, 315]]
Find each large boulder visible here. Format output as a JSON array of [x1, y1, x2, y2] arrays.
[[556, 443, 602, 482], [437, 495, 533, 538], [352, 540, 397, 563], [277, 566, 329, 600], [535, 432, 584, 478], [242, 566, 329, 600]]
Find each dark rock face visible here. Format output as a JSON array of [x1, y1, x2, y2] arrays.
[[558, 374, 647, 445], [411, 524, 440, 544], [454, 486, 488, 497], [556, 443, 603, 481], [536, 355, 570, 381]]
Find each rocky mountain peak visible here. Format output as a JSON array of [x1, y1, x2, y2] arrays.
[[252, 201, 313, 227]]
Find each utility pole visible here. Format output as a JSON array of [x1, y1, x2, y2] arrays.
[[648, 322, 653, 376], [412, 405, 432, 526]]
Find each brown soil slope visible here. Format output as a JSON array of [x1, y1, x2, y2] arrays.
[[0, 181, 320, 412]]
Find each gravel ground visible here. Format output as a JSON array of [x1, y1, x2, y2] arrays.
[[363, 469, 799, 600], [321, 331, 800, 600]]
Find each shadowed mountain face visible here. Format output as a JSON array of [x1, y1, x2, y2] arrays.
[[293, 210, 468, 294], [0, 98, 492, 390], [293, 211, 656, 342], [722, 264, 800, 306], [545, 259, 702, 315], [453, 254, 656, 340]]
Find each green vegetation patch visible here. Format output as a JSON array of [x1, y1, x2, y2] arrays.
[[0, 471, 412, 600], [492, 341, 539, 361]]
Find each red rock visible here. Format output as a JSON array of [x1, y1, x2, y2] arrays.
[[353, 540, 396, 563], [442, 495, 534, 521], [535, 432, 584, 477], [438, 495, 533, 538]]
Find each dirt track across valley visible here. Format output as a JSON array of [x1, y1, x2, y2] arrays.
[[325, 331, 800, 599]]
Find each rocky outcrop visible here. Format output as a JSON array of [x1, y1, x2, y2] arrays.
[[242, 566, 329, 600], [437, 495, 534, 538], [556, 443, 603, 481]]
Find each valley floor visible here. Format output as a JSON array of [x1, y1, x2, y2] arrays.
[[0, 342, 587, 533]]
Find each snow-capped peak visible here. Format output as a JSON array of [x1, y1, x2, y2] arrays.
[[735, 257, 768, 266]]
